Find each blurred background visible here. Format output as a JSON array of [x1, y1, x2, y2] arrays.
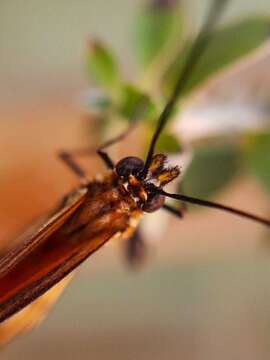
[[0, 0, 270, 359]]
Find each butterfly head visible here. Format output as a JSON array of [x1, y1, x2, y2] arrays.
[[115, 154, 180, 212]]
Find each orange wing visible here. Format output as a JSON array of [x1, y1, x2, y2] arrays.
[[0, 187, 88, 278], [0, 275, 73, 347], [0, 187, 88, 345], [0, 187, 127, 324]]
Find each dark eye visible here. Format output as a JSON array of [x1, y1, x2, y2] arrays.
[[115, 156, 144, 179], [142, 194, 165, 213]]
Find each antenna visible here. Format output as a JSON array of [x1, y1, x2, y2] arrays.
[[141, 0, 229, 178], [157, 189, 270, 228]]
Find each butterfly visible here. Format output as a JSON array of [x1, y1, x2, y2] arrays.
[[0, 0, 269, 346]]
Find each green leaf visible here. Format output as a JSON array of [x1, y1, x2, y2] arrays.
[[181, 144, 240, 199], [86, 40, 120, 90], [244, 132, 270, 194], [86, 91, 112, 114], [144, 124, 181, 154], [134, 0, 182, 67], [117, 83, 157, 122], [155, 131, 182, 153], [163, 16, 270, 96]]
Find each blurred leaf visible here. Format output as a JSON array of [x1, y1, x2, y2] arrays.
[[181, 144, 240, 199], [244, 132, 270, 194], [155, 131, 182, 153], [164, 16, 270, 96], [86, 40, 120, 90], [134, 0, 182, 67], [86, 91, 112, 114], [117, 83, 157, 122], [144, 125, 181, 154]]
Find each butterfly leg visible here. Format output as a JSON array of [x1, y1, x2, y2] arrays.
[[96, 120, 137, 168], [125, 227, 146, 267], [58, 122, 137, 178], [162, 203, 186, 218], [58, 151, 88, 179]]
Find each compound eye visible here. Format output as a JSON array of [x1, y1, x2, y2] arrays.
[[115, 156, 144, 179], [142, 194, 165, 213]]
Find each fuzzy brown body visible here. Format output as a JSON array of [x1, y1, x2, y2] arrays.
[[0, 172, 141, 324]]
